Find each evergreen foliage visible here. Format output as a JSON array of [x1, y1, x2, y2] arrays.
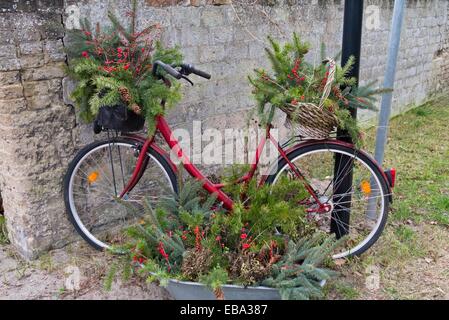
[[224, 176, 314, 246], [0, 216, 9, 245], [262, 233, 341, 300], [66, 1, 183, 133], [249, 33, 390, 143], [199, 265, 229, 298], [107, 171, 339, 300]]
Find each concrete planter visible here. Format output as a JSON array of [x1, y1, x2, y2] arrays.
[[166, 278, 281, 300], [166, 278, 327, 300]]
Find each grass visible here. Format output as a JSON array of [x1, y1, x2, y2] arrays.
[[357, 97, 449, 228], [333, 282, 361, 299], [331, 96, 449, 299], [0, 215, 9, 245], [373, 100, 449, 226], [39, 252, 55, 272]]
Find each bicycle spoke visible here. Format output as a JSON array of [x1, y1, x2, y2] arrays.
[[271, 144, 388, 259], [71, 184, 113, 197], [334, 193, 391, 206], [67, 140, 175, 250], [72, 175, 115, 192], [82, 153, 116, 188]]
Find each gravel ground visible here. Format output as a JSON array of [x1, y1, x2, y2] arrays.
[[0, 242, 170, 300]]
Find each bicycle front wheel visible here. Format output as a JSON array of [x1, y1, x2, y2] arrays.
[[265, 141, 390, 259], [63, 137, 178, 250]]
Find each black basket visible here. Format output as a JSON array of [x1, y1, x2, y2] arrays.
[[93, 104, 145, 134]]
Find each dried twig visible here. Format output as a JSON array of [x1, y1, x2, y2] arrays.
[[230, 2, 265, 43]]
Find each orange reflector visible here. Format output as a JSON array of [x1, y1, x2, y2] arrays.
[[88, 171, 99, 184], [361, 180, 371, 195]]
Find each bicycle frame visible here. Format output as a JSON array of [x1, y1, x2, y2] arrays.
[[119, 115, 325, 211]]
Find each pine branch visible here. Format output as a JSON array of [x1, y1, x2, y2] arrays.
[[108, 11, 131, 45], [320, 43, 327, 62], [262, 234, 341, 300]]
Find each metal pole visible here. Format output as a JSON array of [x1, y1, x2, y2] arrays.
[[374, 0, 405, 164], [331, 0, 364, 238], [366, 0, 405, 220]]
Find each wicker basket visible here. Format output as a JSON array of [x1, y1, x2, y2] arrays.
[[279, 58, 339, 139]]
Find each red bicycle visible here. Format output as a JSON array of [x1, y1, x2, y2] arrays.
[[64, 61, 395, 259]]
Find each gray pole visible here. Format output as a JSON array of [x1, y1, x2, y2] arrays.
[[367, 0, 405, 220], [374, 0, 406, 164]]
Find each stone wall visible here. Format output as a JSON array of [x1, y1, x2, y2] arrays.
[[66, 0, 449, 128], [0, 0, 448, 259], [429, 0, 449, 96], [360, 0, 449, 116], [0, 1, 77, 258]]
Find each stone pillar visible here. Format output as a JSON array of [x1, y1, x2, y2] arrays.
[[0, 1, 76, 259]]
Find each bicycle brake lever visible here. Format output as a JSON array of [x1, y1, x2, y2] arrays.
[[181, 75, 194, 86]]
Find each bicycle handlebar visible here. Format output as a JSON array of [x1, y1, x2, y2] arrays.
[[180, 63, 211, 80], [152, 60, 211, 80], [152, 60, 182, 79]]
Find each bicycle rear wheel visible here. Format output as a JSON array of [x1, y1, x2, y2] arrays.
[[265, 141, 390, 259], [63, 137, 177, 250]]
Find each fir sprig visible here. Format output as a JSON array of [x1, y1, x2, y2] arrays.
[[249, 33, 388, 143], [106, 175, 337, 300], [262, 234, 341, 300], [67, 1, 183, 135]]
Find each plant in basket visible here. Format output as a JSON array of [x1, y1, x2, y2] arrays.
[[66, 0, 183, 134], [106, 172, 343, 300], [249, 33, 389, 145]]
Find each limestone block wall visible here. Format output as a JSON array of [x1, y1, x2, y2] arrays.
[[0, 1, 78, 258], [429, 1, 449, 95], [67, 0, 449, 128], [0, 0, 448, 259]]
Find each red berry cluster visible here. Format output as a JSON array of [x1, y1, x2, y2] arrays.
[[332, 86, 349, 106], [287, 59, 306, 84], [79, 23, 160, 79], [194, 226, 203, 251], [291, 95, 305, 106], [132, 246, 147, 265], [240, 225, 253, 251], [157, 241, 171, 272], [132, 255, 146, 264]]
